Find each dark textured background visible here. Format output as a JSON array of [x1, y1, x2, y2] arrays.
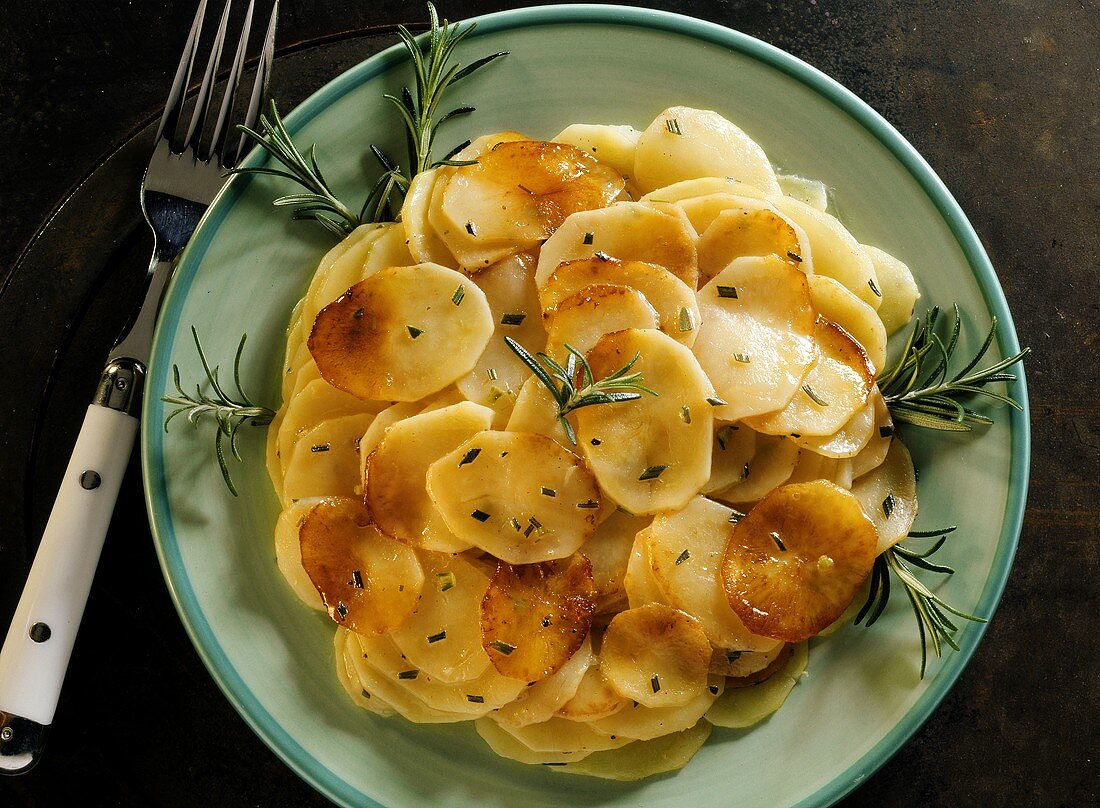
[[1, 1, 1097, 805]]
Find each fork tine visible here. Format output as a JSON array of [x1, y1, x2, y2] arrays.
[[156, 0, 208, 144], [233, 0, 278, 167], [183, 0, 233, 154], [210, 0, 255, 164]]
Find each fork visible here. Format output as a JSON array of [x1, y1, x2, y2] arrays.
[[0, 0, 277, 774]]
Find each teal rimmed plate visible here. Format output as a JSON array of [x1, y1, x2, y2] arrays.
[[141, 5, 1029, 806]]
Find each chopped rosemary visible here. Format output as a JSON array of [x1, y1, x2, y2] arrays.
[[500, 312, 527, 326], [742, 462, 751, 479], [407, 325, 425, 339], [802, 383, 829, 406], [436, 571, 456, 591], [665, 117, 682, 135], [350, 569, 364, 589], [577, 499, 600, 509], [465, 220, 478, 236], [361, 689, 372, 699], [638, 465, 668, 481], [397, 669, 420, 680], [716, 285, 739, 299], [470, 509, 491, 522], [427, 630, 447, 643], [868, 277, 882, 297], [490, 640, 517, 655], [787, 250, 804, 264], [310, 443, 330, 453], [675, 549, 691, 565], [466, 694, 485, 704], [594, 250, 612, 261], [451, 285, 466, 305], [708, 684, 720, 695], [353, 307, 365, 319], [726, 650, 742, 662], [486, 367, 498, 381], [509, 517, 522, 532], [706, 396, 727, 407], [582, 231, 595, 245], [733, 353, 752, 364], [651, 674, 662, 693], [728, 510, 745, 523], [882, 493, 896, 518], [770, 531, 787, 551], [541, 486, 557, 497], [678, 306, 696, 332], [680, 405, 692, 424], [459, 447, 482, 466], [716, 424, 737, 451], [336, 602, 348, 620], [590, 438, 602, 446], [880, 424, 895, 438]]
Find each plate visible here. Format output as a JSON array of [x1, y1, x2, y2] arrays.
[[141, 5, 1029, 807]]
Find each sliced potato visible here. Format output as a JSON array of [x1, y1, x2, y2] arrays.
[[702, 422, 756, 494], [539, 257, 699, 347], [746, 319, 875, 437], [557, 664, 630, 722], [807, 274, 888, 372], [452, 130, 529, 161], [356, 401, 421, 486], [850, 389, 894, 480], [851, 438, 918, 554], [364, 402, 494, 552], [477, 715, 632, 764], [692, 256, 817, 422], [298, 497, 424, 635], [577, 329, 714, 514], [777, 174, 829, 211], [590, 679, 722, 740], [665, 192, 769, 235], [273, 499, 325, 610], [505, 375, 576, 448], [640, 177, 767, 205], [709, 641, 788, 678], [705, 642, 808, 728], [584, 509, 652, 613], [794, 397, 875, 459], [552, 123, 642, 181], [388, 553, 492, 684], [721, 481, 878, 642], [710, 433, 800, 505], [277, 378, 385, 477], [697, 207, 806, 281], [401, 167, 459, 267], [480, 555, 596, 681], [334, 627, 396, 716], [550, 721, 712, 780], [633, 106, 781, 195], [863, 244, 920, 334], [624, 532, 669, 608], [644, 497, 782, 652], [545, 284, 660, 359], [535, 202, 698, 289], [427, 430, 601, 562], [282, 412, 376, 502], [494, 637, 595, 728], [600, 604, 711, 707], [300, 223, 387, 347], [785, 449, 854, 489], [309, 263, 494, 402]]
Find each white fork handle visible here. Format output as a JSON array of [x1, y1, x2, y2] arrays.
[[0, 404, 137, 767]]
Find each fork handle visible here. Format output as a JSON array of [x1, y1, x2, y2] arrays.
[[0, 361, 142, 774]]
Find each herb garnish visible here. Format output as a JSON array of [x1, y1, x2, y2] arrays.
[[675, 549, 691, 565], [802, 383, 829, 406], [665, 118, 682, 135], [651, 674, 662, 692], [882, 493, 896, 518], [680, 406, 692, 424], [541, 487, 557, 497], [582, 231, 595, 245], [459, 447, 481, 466], [770, 531, 787, 551], [638, 465, 668, 481], [490, 640, 517, 655], [678, 306, 696, 332], [451, 285, 466, 305], [397, 669, 420, 680], [706, 396, 727, 407], [407, 325, 425, 339], [470, 509, 491, 522], [500, 312, 527, 325], [716, 285, 739, 299], [427, 630, 447, 643], [436, 571, 456, 591]]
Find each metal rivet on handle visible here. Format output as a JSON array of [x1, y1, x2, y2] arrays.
[[1, 727, 13, 742], [80, 470, 101, 490], [29, 622, 51, 643]]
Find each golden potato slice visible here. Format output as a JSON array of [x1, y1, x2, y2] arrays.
[[702, 421, 756, 494], [298, 497, 424, 635], [633, 106, 781, 195], [692, 256, 817, 422], [356, 401, 421, 486], [785, 449, 854, 490], [557, 663, 630, 722], [639, 176, 767, 205], [777, 174, 830, 211], [334, 627, 396, 716], [600, 604, 711, 708], [807, 274, 888, 372], [552, 123, 642, 182], [282, 413, 376, 502], [545, 284, 660, 359], [705, 642, 808, 729], [769, 195, 881, 308], [308, 263, 494, 402], [584, 509, 652, 613], [851, 438, 918, 554], [314, 223, 417, 321], [644, 498, 783, 652], [624, 532, 669, 608], [282, 345, 319, 404], [388, 553, 493, 684], [539, 257, 699, 347], [577, 329, 714, 514], [794, 396, 875, 459], [479, 554, 596, 681], [299, 223, 387, 348], [364, 402, 494, 552], [452, 130, 529, 161], [455, 252, 547, 408], [549, 721, 712, 781], [505, 375, 576, 448], [400, 167, 459, 267], [746, 320, 876, 438], [666, 191, 769, 234], [863, 244, 921, 335], [494, 637, 595, 728], [722, 481, 878, 642], [710, 433, 800, 505], [850, 389, 894, 480], [476, 716, 631, 765], [427, 430, 602, 563], [590, 679, 722, 740], [534, 202, 698, 289], [274, 499, 325, 611], [277, 378, 385, 477], [697, 207, 806, 281]]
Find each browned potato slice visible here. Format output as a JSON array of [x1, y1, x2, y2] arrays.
[[548, 721, 712, 781], [702, 422, 756, 494], [281, 412, 376, 503], [552, 123, 642, 181], [356, 401, 421, 486], [364, 402, 494, 552], [308, 263, 494, 402], [545, 284, 660, 359], [600, 604, 711, 708], [276, 378, 385, 477], [807, 274, 888, 372], [584, 509, 653, 613], [505, 375, 576, 448], [577, 329, 715, 514], [692, 256, 817, 422], [794, 396, 875, 459], [298, 497, 424, 635], [746, 319, 875, 437], [557, 663, 630, 722], [710, 433, 800, 506], [494, 637, 595, 728], [479, 554, 597, 681], [589, 679, 722, 740], [539, 257, 699, 346], [426, 430, 602, 563], [312, 223, 414, 316], [850, 389, 894, 479], [721, 481, 878, 642], [851, 438, 918, 554], [534, 202, 698, 289], [697, 207, 806, 281]]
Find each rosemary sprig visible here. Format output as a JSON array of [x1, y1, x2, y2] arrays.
[[162, 327, 275, 497], [855, 527, 986, 678], [880, 304, 1029, 431], [503, 336, 658, 445]]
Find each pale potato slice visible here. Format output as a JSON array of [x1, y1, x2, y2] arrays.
[[505, 375, 575, 448], [644, 497, 783, 652], [299, 497, 424, 635], [807, 274, 888, 372], [309, 263, 494, 402], [356, 401, 421, 486], [477, 716, 632, 764], [428, 170, 521, 272], [710, 433, 800, 505], [494, 637, 595, 728], [277, 378, 385, 477], [697, 207, 806, 281], [721, 481, 878, 642], [364, 402, 494, 552], [639, 177, 767, 205], [282, 412, 376, 502], [577, 329, 714, 514], [746, 319, 875, 438], [624, 532, 669, 608], [850, 389, 894, 480], [265, 407, 285, 503], [692, 256, 817, 422], [600, 604, 711, 707], [549, 721, 712, 781], [702, 422, 756, 494], [545, 284, 660, 359], [862, 243, 921, 334], [552, 123, 642, 181], [633, 106, 781, 195], [314, 222, 415, 319], [584, 509, 653, 613], [455, 252, 547, 408], [401, 167, 459, 267], [557, 664, 630, 722], [851, 438, 918, 554], [418, 385, 468, 413], [667, 191, 769, 234], [479, 554, 596, 681], [388, 553, 493, 684], [282, 339, 317, 403], [705, 642, 808, 728], [709, 641, 788, 678], [769, 195, 881, 308], [534, 202, 698, 289], [334, 627, 396, 717], [777, 174, 829, 211], [274, 499, 325, 611], [427, 430, 602, 563], [451, 130, 529, 161], [539, 257, 700, 347], [785, 449, 854, 490], [590, 679, 722, 740], [794, 397, 875, 459]]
